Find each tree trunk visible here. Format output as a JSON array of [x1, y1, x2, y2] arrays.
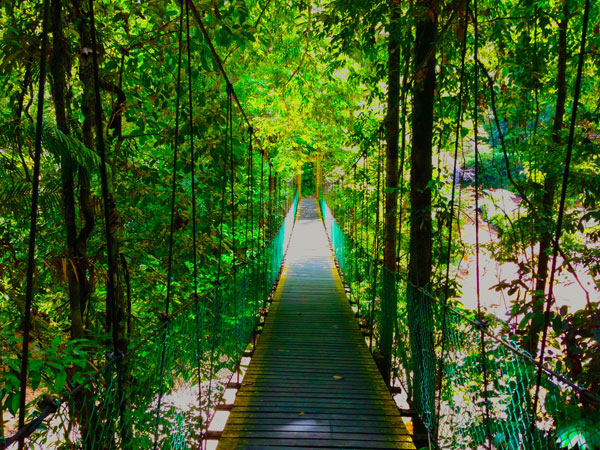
[[70, 0, 96, 329], [407, 0, 437, 437], [15, 60, 33, 182], [380, 0, 401, 387], [70, 0, 130, 446], [48, 1, 97, 448], [49, 0, 87, 341], [526, 2, 568, 357]]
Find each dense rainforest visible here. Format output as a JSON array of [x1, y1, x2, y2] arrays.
[[0, 0, 599, 448]]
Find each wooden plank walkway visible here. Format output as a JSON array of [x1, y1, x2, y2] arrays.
[[218, 199, 415, 449]]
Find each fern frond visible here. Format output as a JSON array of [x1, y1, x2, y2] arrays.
[[42, 124, 103, 174], [0, 168, 62, 218]]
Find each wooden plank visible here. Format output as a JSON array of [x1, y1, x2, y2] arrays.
[[225, 412, 407, 426], [221, 422, 403, 433], [223, 417, 405, 427], [218, 437, 415, 449], [220, 430, 414, 442], [217, 199, 415, 450], [236, 388, 393, 398]]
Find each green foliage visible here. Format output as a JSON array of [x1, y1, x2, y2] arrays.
[[1, 0, 599, 447]]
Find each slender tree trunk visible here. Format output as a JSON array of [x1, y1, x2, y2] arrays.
[[49, 0, 85, 341], [526, 2, 568, 356], [48, 1, 97, 448], [15, 60, 33, 182], [71, 0, 130, 446], [407, 0, 437, 437], [380, 0, 401, 387]]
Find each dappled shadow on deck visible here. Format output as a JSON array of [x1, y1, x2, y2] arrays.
[[218, 199, 415, 449]]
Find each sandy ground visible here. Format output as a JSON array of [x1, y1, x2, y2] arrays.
[[455, 203, 598, 319]]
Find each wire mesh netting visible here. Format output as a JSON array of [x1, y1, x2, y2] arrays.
[[320, 196, 600, 450], [2, 192, 298, 450]]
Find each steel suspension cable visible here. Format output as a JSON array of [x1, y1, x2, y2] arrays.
[[370, 131, 383, 351], [244, 130, 254, 260], [396, 85, 408, 262], [362, 151, 371, 341], [87, 0, 137, 443], [361, 156, 367, 255], [268, 163, 272, 241], [278, 175, 282, 223], [228, 84, 236, 276], [320, 184, 600, 406], [249, 132, 255, 256], [207, 79, 233, 410], [185, 0, 278, 176], [226, 82, 241, 383], [259, 152, 266, 302], [216, 102, 230, 285], [245, 128, 257, 345], [184, 3, 204, 443], [352, 165, 358, 282], [473, 0, 492, 445], [259, 156, 265, 245], [153, 2, 185, 447], [532, 0, 592, 428], [17, 1, 50, 447], [436, 0, 470, 428]]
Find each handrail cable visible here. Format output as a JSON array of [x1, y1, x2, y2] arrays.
[[323, 202, 600, 407]]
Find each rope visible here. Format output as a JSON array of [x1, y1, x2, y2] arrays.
[[153, 2, 184, 446], [17, 0, 50, 447], [532, 0, 592, 427], [184, 2, 204, 442], [436, 0, 469, 429]]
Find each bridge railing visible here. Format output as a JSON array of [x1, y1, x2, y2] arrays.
[[319, 196, 600, 450], [2, 192, 299, 450]]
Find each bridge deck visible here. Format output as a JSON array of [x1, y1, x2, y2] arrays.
[[218, 199, 415, 449]]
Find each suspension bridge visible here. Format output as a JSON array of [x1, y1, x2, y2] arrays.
[[217, 199, 414, 449], [6, 182, 598, 449], [3, 0, 598, 448]]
